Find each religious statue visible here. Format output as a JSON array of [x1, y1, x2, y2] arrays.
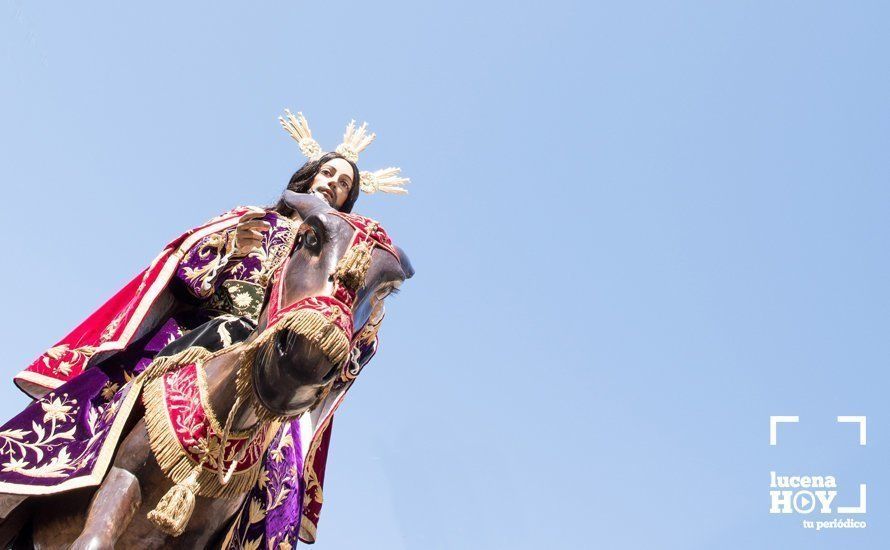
[[0, 110, 414, 549]]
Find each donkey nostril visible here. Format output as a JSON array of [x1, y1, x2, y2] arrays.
[[274, 331, 288, 358]]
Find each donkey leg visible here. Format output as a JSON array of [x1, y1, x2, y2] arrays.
[[0, 494, 26, 519], [0, 495, 31, 548], [69, 467, 141, 550]]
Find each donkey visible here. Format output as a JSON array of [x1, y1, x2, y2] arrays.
[[6, 193, 412, 549]]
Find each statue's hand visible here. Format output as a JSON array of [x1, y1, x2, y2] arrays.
[[232, 211, 271, 257]]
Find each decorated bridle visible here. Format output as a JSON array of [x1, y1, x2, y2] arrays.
[[247, 212, 399, 414], [145, 213, 401, 537]]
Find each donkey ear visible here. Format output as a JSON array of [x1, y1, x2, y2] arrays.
[[282, 190, 333, 219], [395, 245, 415, 279]]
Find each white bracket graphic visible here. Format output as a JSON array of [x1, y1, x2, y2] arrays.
[[769, 416, 799, 446], [837, 416, 867, 446], [838, 484, 867, 514]]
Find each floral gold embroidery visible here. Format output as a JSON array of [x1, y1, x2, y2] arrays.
[[232, 292, 253, 309], [100, 382, 120, 402], [217, 323, 233, 348], [248, 498, 266, 524], [45, 345, 68, 361], [102, 314, 125, 342], [143, 363, 274, 498], [41, 396, 76, 424], [41, 345, 98, 376], [181, 233, 231, 296], [257, 467, 269, 490], [0, 393, 87, 479]]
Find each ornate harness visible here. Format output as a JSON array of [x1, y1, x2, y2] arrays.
[[144, 212, 399, 536]]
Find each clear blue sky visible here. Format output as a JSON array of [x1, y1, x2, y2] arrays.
[[1, 2, 888, 548]]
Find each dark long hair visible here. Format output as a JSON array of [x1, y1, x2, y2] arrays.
[[271, 152, 361, 216]]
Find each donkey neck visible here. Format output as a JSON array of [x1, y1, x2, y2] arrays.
[[202, 349, 259, 432]]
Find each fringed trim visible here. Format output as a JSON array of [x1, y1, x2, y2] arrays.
[[244, 308, 351, 368], [143, 376, 265, 499], [143, 346, 215, 382], [236, 308, 351, 424], [281, 308, 351, 365]]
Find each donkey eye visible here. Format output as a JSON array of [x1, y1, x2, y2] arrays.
[[374, 285, 398, 301], [304, 230, 319, 249]]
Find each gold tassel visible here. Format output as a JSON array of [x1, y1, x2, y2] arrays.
[[147, 464, 201, 537], [334, 241, 373, 290]]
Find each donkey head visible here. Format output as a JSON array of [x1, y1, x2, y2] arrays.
[[247, 193, 413, 419]]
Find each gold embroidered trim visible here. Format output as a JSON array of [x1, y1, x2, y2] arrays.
[[258, 217, 298, 288], [143, 356, 278, 499]]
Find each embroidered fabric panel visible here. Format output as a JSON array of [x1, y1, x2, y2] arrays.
[[0, 371, 132, 487], [222, 420, 304, 550], [0, 317, 187, 491], [208, 280, 266, 320], [15, 208, 250, 395], [176, 212, 295, 303], [150, 364, 269, 477]]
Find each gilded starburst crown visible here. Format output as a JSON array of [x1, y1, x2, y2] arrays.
[[278, 109, 409, 196]]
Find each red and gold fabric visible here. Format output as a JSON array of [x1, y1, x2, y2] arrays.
[[143, 362, 279, 498], [14, 207, 296, 398]]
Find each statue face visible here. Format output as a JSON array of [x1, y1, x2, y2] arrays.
[[309, 158, 354, 209]]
